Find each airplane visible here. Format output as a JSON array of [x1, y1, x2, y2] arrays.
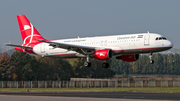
[[6, 15, 173, 68]]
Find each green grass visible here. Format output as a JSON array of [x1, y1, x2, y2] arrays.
[[0, 87, 180, 93]]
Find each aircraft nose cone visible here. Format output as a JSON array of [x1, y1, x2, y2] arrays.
[[168, 40, 173, 48]]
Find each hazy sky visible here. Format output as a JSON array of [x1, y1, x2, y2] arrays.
[[0, 0, 180, 48]]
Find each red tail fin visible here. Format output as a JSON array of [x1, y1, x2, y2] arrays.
[[17, 15, 46, 45]]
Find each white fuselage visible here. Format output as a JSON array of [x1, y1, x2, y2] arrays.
[[33, 33, 173, 58]]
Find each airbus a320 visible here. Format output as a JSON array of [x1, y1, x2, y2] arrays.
[[6, 15, 173, 68]]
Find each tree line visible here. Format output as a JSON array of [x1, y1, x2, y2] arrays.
[[111, 53, 180, 75], [0, 51, 115, 81], [0, 51, 180, 81]]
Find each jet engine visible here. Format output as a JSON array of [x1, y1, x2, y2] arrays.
[[116, 54, 139, 62], [93, 49, 113, 60]]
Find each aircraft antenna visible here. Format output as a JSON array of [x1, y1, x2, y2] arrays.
[[147, 31, 149, 34]]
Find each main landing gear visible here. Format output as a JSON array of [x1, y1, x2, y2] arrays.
[[149, 53, 154, 64], [84, 62, 91, 67], [84, 55, 109, 68], [84, 55, 91, 67]]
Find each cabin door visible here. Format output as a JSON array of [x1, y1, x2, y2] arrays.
[[144, 35, 150, 45]]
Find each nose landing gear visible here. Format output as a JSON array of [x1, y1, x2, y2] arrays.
[[149, 53, 154, 64]]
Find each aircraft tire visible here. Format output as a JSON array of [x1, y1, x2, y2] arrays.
[[84, 62, 91, 67], [150, 60, 154, 64]]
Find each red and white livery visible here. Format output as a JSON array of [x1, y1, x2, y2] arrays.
[[6, 15, 173, 68]]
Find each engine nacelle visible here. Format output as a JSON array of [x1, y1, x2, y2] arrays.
[[94, 49, 113, 60], [116, 54, 139, 62]]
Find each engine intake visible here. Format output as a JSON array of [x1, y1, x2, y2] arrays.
[[93, 49, 113, 60]]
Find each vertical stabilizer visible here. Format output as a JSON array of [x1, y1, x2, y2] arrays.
[[17, 15, 46, 45]]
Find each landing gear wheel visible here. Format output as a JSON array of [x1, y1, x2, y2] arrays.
[[149, 53, 154, 64], [84, 62, 91, 67], [102, 62, 109, 68], [84, 54, 91, 67], [150, 60, 154, 64]]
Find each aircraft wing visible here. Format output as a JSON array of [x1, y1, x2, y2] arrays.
[[39, 40, 96, 54], [5, 44, 33, 49]]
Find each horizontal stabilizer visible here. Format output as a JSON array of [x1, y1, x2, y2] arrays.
[[5, 44, 33, 49]]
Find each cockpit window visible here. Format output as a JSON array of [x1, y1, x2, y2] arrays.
[[162, 37, 167, 40], [155, 37, 167, 40]]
